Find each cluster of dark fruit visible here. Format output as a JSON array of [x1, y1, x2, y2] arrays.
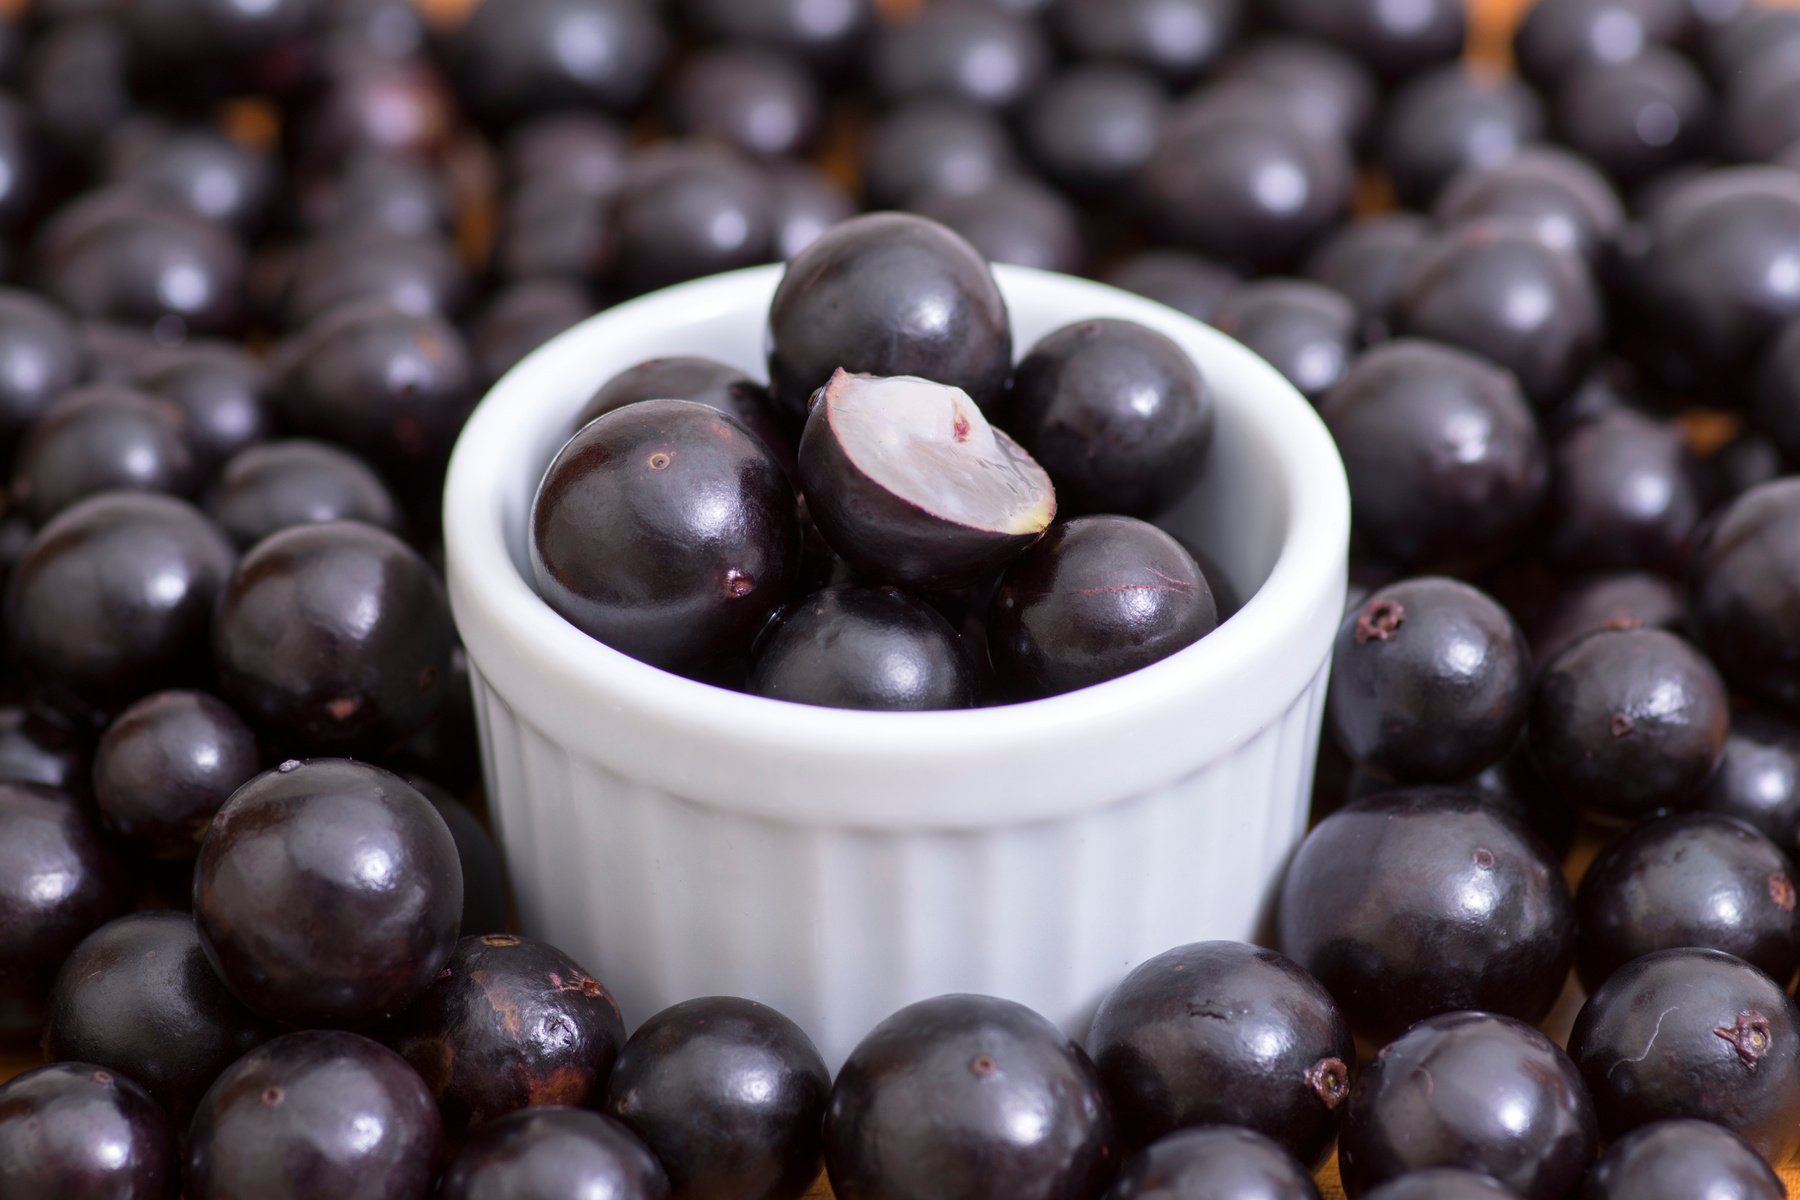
[[530, 211, 1227, 707], [4, 0, 1800, 1196]]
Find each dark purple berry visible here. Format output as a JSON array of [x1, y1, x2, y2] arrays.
[[1328, 577, 1530, 784], [1698, 711, 1800, 860], [383, 933, 625, 1139], [203, 440, 403, 549], [1570, 948, 1800, 1161], [605, 995, 830, 1200], [750, 585, 976, 711], [1583, 1119, 1785, 1200], [93, 690, 260, 862], [186, 1030, 443, 1200], [193, 759, 463, 1028], [1088, 941, 1352, 1168], [1100, 1127, 1318, 1200], [1276, 787, 1574, 1042], [824, 993, 1117, 1200], [10, 385, 199, 526], [440, 1107, 669, 1200], [0, 1063, 176, 1200], [1529, 626, 1729, 822], [45, 912, 275, 1125]]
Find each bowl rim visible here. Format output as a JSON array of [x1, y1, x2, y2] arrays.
[[443, 262, 1349, 825]]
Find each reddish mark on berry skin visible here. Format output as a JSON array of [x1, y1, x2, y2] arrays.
[[952, 413, 971, 442], [1603, 615, 1645, 632], [1772, 874, 1796, 912], [327, 696, 361, 721], [723, 569, 754, 598], [1473, 848, 1495, 869], [647, 451, 672, 470], [1610, 713, 1635, 737], [1354, 598, 1405, 643], [261, 1086, 284, 1107], [970, 1056, 998, 1077], [1307, 1057, 1350, 1110], [92, 1071, 113, 1086], [1716, 1011, 1774, 1069]]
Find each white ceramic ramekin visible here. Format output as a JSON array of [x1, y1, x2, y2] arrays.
[[443, 263, 1349, 1067]]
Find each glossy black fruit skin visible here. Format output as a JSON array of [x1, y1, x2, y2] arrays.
[[669, 47, 820, 161], [1001, 319, 1214, 518], [1137, 96, 1352, 274], [93, 690, 261, 862], [609, 144, 774, 296], [1629, 169, 1800, 397], [750, 585, 976, 711], [1338, 1012, 1598, 1200], [1544, 409, 1709, 575], [1049, 0, 1241, 86], [767, 212, 1011, 421], [532, 399, 799, 680], [280, 231, 468, 330], [1698, 712, 1800, 860], [1362, 1171, 1522, 1200], [1529, 626, 1729, 822], [1513, 0, 1690, 89], [1752, 316, 1800, 463], [46, 912, 275, 1125], [1023, 65, 1167, 195], [1529, 571, 1685, 663], [767, 163, 855, 261], [1217, 36, 1379, 151], [1555, 50, 1708, 189], [204, 440, 403, 549], [1378, 66, 1545, 209], [186, 1030, 444, 1200], [873, 0, 1049, 110], [447, 0, 667, 127], [30, 192, 248, 339], [1088, 941, 1352, 1168], [130, 342, 272, 476], [824, 993, 1117, 1200], [574, 357, 790, 472], [859, 100, 1019, 211], [1328, 577, 1531, 785], [1689, 479, 1800, 710], [1104, 251, 1241, 324], [1321, 341, 1547, 571], [911, 177, 1087, 276], [1276, 788, 1574, 1042], [213, 521, 455, 755], [194, 759, 463, 1028], [1209, 279, 1357, 404], [0, 1062, 177, 1200], [1577, 814, 1798, 992], [0, 288, 81, 451], [678, 0, 872, 72], [103, 122, 276, 236], [1570, 948, 1800, 1161], [1101, 1127, 1319, 1200], [1266, 0, 1464, 80], [440, 1107, 670, 1200], [1434, 147, 1625, 268], [1301, 214, 1430, 342], [0, 784, 129, 1034], [605, 996, 831, 1200], [469, 280, 595, 389], [382, 933, 622, 1138], [1582, 1119, 1785, 1200], [404, 779, 508, 938], [274, 303, 477, 487], [10, 385, 200, 526], [298, 154, 454, 241], [1392, 220, 1603, 409], [990, 516, 1218, 700], [283, 52, 455, 171], [7, 494, 236, 726]]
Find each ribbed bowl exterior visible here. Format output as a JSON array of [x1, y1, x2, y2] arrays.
[[471, 658, 1329, 1066]]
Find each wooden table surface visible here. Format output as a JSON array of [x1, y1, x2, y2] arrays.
[[9, 0, 1800, 1196]]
